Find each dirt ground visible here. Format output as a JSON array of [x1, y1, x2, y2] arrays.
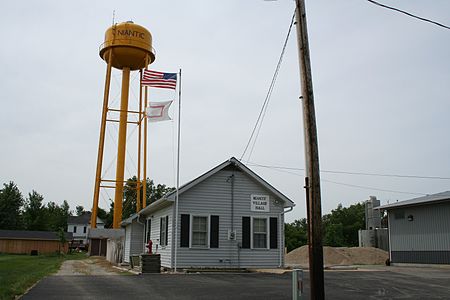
[[56, 257, 127, 276], [286, 246, 389, 267]]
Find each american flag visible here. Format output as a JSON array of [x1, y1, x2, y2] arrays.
[[141, 70, 177, 89]]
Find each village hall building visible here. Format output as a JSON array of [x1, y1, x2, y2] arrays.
[[378, 191, 450, 265], [121, 157, 295, 269]]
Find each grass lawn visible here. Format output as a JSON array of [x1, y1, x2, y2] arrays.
[[0, 252, 86, 300]]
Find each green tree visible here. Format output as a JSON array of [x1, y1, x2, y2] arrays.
[[284, 218, 308, 252], [0, 181, 24, 229], [98, 205, 113, 228], [322, 202, 365, 247], [57, 227, 67, 254], [23, 190, 46, 231], [61, 200, 71, 228], [122, 177, 175, 220], [323, 222, 345, 246], [45, 200, 70, 231], [76, 205, 85, 216]]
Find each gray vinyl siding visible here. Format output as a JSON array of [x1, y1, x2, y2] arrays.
[[280, 214, 285, 266], [149, 205, 173, 268], [130, 221, 144, 257], [123, 220, 145, 263], [175, 168, 285, 268], [388, 201, 450, 264]]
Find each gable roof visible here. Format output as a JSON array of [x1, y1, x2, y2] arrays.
[[139, 157, 295, 216], [68, 211, 104, 225], [377, 191, 450, 210], [88, 228, 124, 239], [0, 230, 73, 241], [120, 213, 139, 226]]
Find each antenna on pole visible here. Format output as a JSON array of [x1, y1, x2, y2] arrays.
[[112, 10, 116, 26]]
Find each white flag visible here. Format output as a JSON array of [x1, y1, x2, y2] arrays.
[[146, 101, 173, 122]]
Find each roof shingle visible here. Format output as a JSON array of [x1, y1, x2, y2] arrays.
[[0, 230, 73, 240]]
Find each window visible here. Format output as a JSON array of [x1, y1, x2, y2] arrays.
[[73, 226, 77, 233], [83, 226, 87, 234], [160, 216, 168, 246], [192, 216, 208, 247], [180, 214, 219, 248], [252, 218, 267, 249], [242, 217, 277, 249]]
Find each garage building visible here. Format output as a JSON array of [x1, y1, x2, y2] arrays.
[[0, 230, 73, 254], [378, 191, 450, 264]]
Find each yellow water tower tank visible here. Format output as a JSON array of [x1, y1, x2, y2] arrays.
[[99, 21, 155, 70], [92, 21, 157, 229]]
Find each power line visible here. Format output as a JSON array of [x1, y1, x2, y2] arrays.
[[366, 0, 450, 30], [240, 10, 296, 162], [247, 162, 450, 180], [247, 162, 427, 195], [318, 169, 450, 180], [321, 178, 426, 196]]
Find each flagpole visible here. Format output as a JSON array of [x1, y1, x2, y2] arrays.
[[136, 68, 143, 213], [143, 66, 149, 209], [174, 68, 182, 272]]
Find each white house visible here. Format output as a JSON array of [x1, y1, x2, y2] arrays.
[[121, 157, 295, 269], [67, 211, 105, 247]]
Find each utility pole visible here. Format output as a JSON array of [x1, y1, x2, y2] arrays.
[[294, 0, 325, 299]]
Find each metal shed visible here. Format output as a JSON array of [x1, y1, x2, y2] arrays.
[[378, 191, 450, 264]]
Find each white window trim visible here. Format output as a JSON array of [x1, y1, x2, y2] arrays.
[[189, 214, 210, 249], [146, 218, 152, 243], [160, 216, 168, 247], [250, 216, 269, 250], [142, 217, 152, 252]]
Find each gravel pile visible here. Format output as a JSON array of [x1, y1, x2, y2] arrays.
[[286, 246, 388, 267]]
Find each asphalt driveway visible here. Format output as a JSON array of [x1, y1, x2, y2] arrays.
[[22, 267, 450, 300]]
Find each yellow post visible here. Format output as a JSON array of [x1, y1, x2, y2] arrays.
[[113, 67, 131, 229], [91, 50, 112, 228]]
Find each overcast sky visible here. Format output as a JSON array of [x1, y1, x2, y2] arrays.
[[1, 0, 449, 222]]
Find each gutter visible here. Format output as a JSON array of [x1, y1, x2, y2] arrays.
[[279, 206, 294, 267], [135, 213, 146, 254]]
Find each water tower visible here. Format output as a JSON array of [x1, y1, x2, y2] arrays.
[[91, 21, 156, 229]]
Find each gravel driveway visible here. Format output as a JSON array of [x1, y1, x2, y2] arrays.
[[56, 257, 126, 276]]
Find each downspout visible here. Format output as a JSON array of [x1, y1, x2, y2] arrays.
[[227, 172, 235, 267], [135, 213, 145, 253], [231, 173, 235, 233], [386, 210, 392, 264], [279, 206, 293, 267], [231, 172, 235, 269]]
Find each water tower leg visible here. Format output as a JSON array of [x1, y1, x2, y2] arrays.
[[113, 67, 131, 229], [91, 51, 113, 229]]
